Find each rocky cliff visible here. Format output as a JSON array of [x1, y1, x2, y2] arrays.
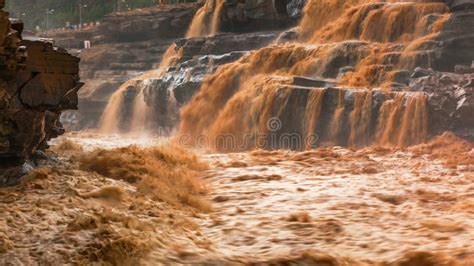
[[0, 3, 82, 185]]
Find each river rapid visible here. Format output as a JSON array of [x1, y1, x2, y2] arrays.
[[2, 131, 471, 264]]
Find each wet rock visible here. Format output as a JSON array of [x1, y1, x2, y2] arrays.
[[174, 81, 201, 105], [338, 66, 355, 75], [391, 70, 412, 85], [448, 0, 474, 11], [388, 82, 408, 91], [276, 27, 299, 43], [454, 64, 474, 74], [411, 67, 434, 79], [292, 76, 332, 88], [0, 161, 34, 187], [176, 32, 276, 60], [409, 69, 474, 140], [287, 0, 306, 19]]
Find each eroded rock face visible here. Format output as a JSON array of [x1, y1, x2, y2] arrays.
[[0, 4, 82, 182], [448, 0, 474, 11], [410, 67, 474, 140], [222, 0, 297, 31], [41, 4, 198, 49]]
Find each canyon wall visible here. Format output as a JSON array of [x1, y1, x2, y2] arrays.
[[0, 2, 82, 184], [44, 0, 473, 148]]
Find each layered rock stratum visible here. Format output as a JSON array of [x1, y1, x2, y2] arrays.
[[42, 4, 199, 130], [44, 1, 298, 130], [0, 3, 82, 185], [45, 0, 474, 146]]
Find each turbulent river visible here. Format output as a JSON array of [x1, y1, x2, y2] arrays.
[[2, 131, 472, 264]]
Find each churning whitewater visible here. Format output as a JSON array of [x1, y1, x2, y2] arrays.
[[1, 132, 472, 264]]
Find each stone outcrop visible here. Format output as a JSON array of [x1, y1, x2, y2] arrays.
[[41, 4, 198, 49], [448, 0, 474, 11], [431, 4, 474, 71], [221, 0, 298, 31], [410, 67, 474, 140], [0, 3, 82, 184]]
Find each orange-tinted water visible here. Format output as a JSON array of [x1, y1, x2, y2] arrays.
[[376, 93, 429, 146], [98, 0, 220, 135], [3, 132, 472, 264], [186, 0, 224, 38], [98, 45, 183, 134], [178, 0, 449, 149], [192, 141, 473, 264]]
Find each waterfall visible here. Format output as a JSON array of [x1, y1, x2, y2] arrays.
[[178, 0, 447, 149]]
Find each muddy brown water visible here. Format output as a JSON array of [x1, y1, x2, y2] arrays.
[[193, 148, 473, 264], [2, 132, 470, 264]]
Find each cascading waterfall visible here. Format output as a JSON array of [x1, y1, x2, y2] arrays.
[[99, 80, 130, 134], [129, 85, 151, 133], [98, 44, 183, 134], [328, 90, 346, 144], [376, 93, 428, 146], [178, 0, 450, 149], [98, 0, 223, 134], [304, 88, 326, 149], [186, 0, 225, 38], [348, 91, 373, 147]]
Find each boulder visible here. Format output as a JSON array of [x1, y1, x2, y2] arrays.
[[222, 0, 297, 31]]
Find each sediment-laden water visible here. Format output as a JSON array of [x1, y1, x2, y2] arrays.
[[1, 132, 472, 264]]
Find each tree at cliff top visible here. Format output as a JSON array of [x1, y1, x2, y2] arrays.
[[5, 0, 160, 30]]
